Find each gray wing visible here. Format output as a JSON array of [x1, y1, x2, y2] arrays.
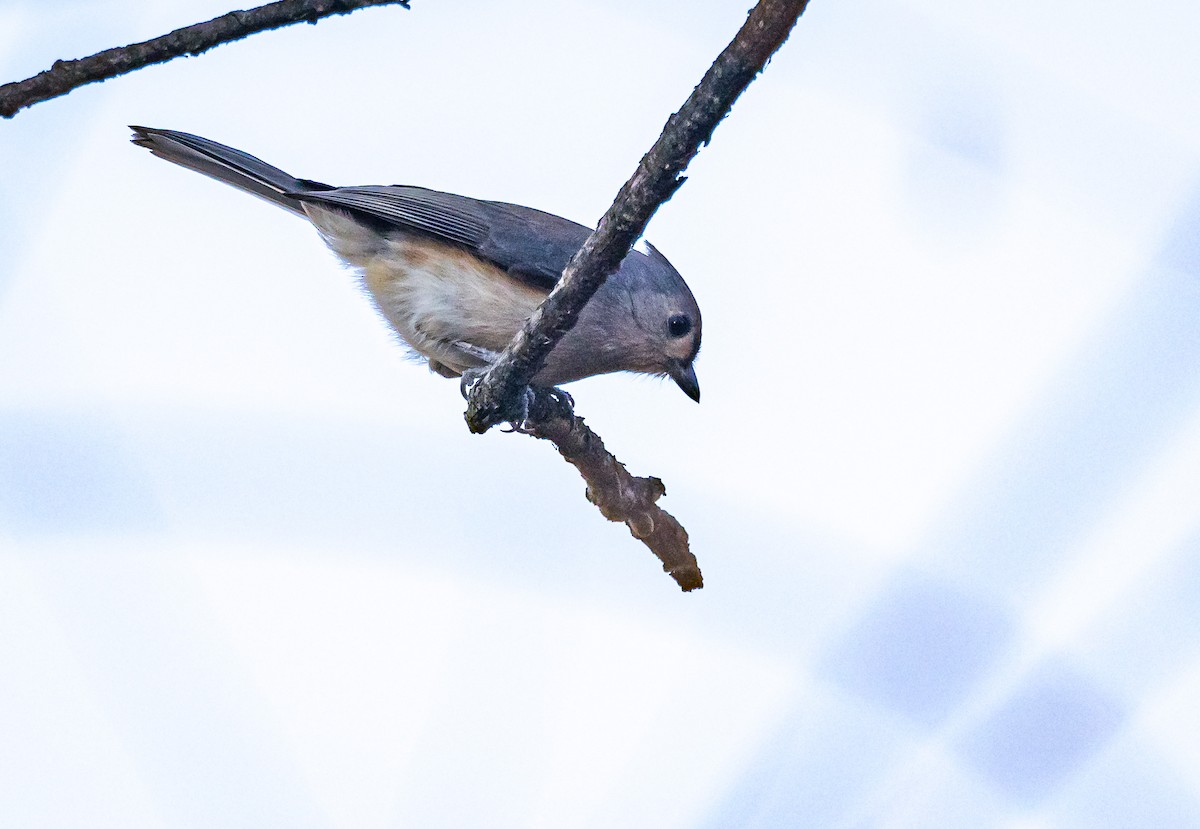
[[294, 186, 591, 290]]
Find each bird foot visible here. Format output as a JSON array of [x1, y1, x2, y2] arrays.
[[547, 386, 574, 409], [459, 367, 485, 400], [500, 386, 539, 432], [461, 369, 540, 430]]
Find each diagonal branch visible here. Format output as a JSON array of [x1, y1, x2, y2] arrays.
[[464, 0, 809, 434], [518, 388, 702, 591], [0, 0, 410, 119], [5, 0, 808, 591], [464, 0, 809, 590]]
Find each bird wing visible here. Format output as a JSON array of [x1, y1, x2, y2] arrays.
[[294, 186, 592, 290], [293, 186, 488, 247], [290, 185, 590, 290]]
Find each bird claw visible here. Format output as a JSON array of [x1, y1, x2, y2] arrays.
[[459, 367, 486, 400], [507, 386, 576, 433], [502, 386, 539, 432], [462, 368, 535, 429], [462, 371, 571, 432], [550, 387, 574, 409]]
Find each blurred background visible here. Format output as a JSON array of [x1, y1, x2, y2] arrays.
[[3, 0, 1200, 826]]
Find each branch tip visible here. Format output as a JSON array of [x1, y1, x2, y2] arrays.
[[0, 0, 410, 118], [461, 0, 808, 587]]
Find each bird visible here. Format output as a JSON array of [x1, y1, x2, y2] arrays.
[[130, 127, 702, 402]]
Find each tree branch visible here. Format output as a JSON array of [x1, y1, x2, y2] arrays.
[[519, 388, 703, 590], [7, 0, 807, 591], [464, 0, 809, 433], [0, 0, 410, 119], [464, 0, 808, 591]]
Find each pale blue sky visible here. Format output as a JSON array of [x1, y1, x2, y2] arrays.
[[3, 1, 1200, 827]]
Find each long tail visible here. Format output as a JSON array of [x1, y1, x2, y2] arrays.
[[129, 126, 332, 217]]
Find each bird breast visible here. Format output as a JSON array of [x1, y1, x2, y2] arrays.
[[308, 202, 546, 376]]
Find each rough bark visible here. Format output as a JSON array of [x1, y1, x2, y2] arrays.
[[464, 0, 809, 590], [464, 0, 810, 433], [0, 0, 409, 118], [3, 0, 810, 591], [519, 388, 703, 591]]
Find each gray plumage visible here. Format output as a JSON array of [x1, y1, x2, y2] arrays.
[[129, 127, 702, 400]]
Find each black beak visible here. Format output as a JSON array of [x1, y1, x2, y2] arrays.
[[669, 361, 701, 402]]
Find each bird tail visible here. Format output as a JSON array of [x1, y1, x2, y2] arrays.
[[129, 126, 332, 217]]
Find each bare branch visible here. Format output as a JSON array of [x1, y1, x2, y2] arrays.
[[463, 0, 808, 589], [464, 0, 809, 433], [7, 0, 806, 590], [0, 0, 410, 119], [519, 388, 703, 592]]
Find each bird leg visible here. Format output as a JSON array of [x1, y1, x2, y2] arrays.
[[459, 367, 542, 428]]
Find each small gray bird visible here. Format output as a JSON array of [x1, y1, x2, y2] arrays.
[[130, 127, 702, 401]]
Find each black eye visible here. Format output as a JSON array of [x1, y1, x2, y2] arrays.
[[667, 314, 692, 338]]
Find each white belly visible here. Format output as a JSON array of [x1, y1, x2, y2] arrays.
[[305, 204, 546, 375]]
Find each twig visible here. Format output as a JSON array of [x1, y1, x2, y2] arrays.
[[520, 388, 703, 591], [465, 0, 809, 433], [6, 0, 807, 590], [464, 0, 809, 590], [0, 0, 410, 118]]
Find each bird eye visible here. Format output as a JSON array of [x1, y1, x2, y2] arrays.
[[667, 314, 692, 338]]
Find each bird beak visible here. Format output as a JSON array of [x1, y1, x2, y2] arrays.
[[669, 361, 701, 402]]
